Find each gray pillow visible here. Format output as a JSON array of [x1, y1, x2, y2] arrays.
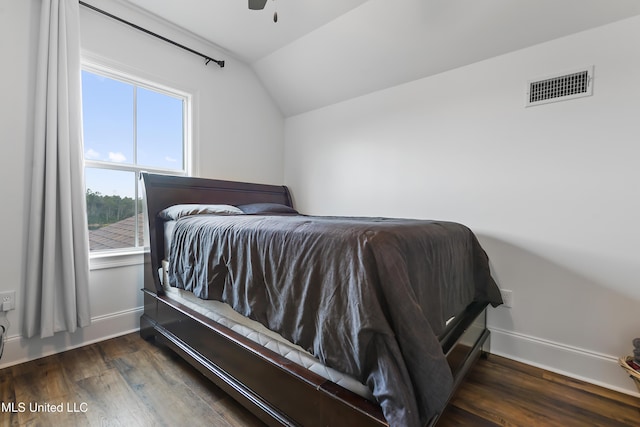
[[159, 204, 244, 220]]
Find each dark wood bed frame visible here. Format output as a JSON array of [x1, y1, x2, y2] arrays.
[[139, 172, 491, 427]]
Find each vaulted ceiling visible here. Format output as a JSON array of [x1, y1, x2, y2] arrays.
[[123, 0, 640, 116]]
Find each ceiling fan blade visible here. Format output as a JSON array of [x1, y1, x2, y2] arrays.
[[248, 0, 268, 10]]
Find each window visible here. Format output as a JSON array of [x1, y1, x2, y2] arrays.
[[81, 67, 190, 253]]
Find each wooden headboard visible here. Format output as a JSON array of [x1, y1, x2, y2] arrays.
[[141, 173, 293, 293]]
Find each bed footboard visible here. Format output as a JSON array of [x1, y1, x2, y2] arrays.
[[141, 289, 490, 427]]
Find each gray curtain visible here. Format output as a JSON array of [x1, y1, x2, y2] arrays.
[[24, 0, 91, 338]]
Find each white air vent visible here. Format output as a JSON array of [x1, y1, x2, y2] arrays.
[[526, 67, 593, 107]]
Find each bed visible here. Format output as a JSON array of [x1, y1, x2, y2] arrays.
[[139, 172, 502, 427]]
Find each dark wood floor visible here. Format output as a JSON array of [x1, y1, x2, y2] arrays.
[[0, 333, 638, 427]]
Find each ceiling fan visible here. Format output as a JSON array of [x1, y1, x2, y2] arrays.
[[248, 0, 278, 22], [248, 0, 267, 10]]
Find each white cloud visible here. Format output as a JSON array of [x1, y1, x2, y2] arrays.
[[108, 152, 127, 163], [165, 156, 177, 163], [85, 148, 101, 159]]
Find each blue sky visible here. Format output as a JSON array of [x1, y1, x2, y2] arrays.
[[81, 70, 184, 198]]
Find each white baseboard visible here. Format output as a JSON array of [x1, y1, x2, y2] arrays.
[[0, 306, 143, 370], [490, 327, 640, 398]]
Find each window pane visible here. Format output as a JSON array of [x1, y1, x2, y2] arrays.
[[137, 87, 184, 170], [82, 67, 187, 253], [82, 71, 134, 164], [85, 168, 141, 251]]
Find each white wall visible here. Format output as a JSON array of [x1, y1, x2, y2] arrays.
[[0, 0, 284, 367], [284, 16, 640, 395]]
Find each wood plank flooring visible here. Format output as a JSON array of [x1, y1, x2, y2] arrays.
[[0, 332, 638, 426]]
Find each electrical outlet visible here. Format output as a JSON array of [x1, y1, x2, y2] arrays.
[[0, 291, 15, 311], [500, 289, 513, 308]]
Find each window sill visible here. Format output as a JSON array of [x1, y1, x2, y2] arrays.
[[89, 248, 148, 271]]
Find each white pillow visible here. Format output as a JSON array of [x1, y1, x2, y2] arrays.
[[159, 204, 244, 220]]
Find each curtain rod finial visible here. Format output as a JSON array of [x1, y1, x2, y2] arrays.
[[205, 58, 225, 68]]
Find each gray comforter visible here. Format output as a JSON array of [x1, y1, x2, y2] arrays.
[[168, 214, 501, 426]]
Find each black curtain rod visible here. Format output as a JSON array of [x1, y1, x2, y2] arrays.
[[79, 1, 225, 68]]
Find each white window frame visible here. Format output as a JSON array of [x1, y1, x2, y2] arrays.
[[81, 61, 192, 269]]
